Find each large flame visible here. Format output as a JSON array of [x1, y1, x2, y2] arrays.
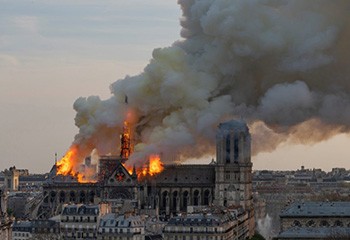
[[56, 145, 78, 175], [148, 154, 164, 176], [56, 145, 96, 183], [125, 154, 164, 179]]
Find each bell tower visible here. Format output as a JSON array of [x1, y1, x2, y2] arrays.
[[214, 120, 253, 210]]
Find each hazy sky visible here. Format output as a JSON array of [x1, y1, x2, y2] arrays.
[[1, 0, 349, 173]]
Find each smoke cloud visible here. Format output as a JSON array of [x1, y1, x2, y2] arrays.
[[70, 0, 350, 168]]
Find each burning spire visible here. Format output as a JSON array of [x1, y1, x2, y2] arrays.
[[120, 121, 132, 159]]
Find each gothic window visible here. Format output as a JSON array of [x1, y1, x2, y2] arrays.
[[162, 191, 168, 208], [172, 191, 178, 210], [234, 134, 239, 162], [225, 171, 230, 180], [182, 191, 189, 210], [319, 220, 330, 227], [306, 220, 315, 227], [69, 191, 76, 202], [334, 220, 343, 227], [59, 191, 66, 203], [79, 191, 86, 203], [225, 135, 230, 163], [89, 191, 95, 203], [193, 190, 200, 206], [50, 191, 56, 203], [204, 190, 210, 206], [292, 220, 302, 227], [115, 168, 125, 182]]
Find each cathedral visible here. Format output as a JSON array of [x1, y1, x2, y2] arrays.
[[39, 119, 254, 231]]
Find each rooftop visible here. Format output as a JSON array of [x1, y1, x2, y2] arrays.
[[100, 213, 144, 228], [167, 211, 236, 227], [281, 202, 350, 217], [62, 204, 99, 216], [278, 227, 350, 239]]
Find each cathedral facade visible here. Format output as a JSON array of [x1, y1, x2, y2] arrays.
[[40, 120, 254, 232]]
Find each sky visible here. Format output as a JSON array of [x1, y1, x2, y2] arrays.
[[1, 0, 349, 173]]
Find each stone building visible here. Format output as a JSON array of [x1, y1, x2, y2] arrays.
[[39, 120, 255, 238], [163, 206, 250, 240], [4, 167, 20, 192], [0, 188, 11, 240], [60, 203, 110, 240], [12, 220, 60, 240], [275, 201, 350, 239], [12, 221, 32, 240], [98, 213, 145, 240]]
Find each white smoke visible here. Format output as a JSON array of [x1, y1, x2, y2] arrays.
[[70, 0, 350, 167], [257, 214, 273, 240]]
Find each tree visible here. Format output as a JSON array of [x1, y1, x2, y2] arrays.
[[250, 233, 266, 240]]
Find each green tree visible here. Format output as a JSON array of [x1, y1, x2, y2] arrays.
[[251, 233, 266, 240]]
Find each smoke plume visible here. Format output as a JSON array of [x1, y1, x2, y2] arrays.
[[69, 0, 350, 168]]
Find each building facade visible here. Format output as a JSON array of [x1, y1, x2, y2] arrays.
[[60, 203, 110, 240], [98, 213, 145, 240], [12, 220, 60, 240], [163, 206, 251, 240]]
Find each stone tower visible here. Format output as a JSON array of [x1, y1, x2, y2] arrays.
[[4, 166, 19, 192], [214, 120, 253, 210]]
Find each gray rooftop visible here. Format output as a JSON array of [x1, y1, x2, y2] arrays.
[[281, 202, 350, 217], [167, 212, 235, 227], [12, 221, 32, 232], [62, 204, 99, 216], [153, 164, 215, 186], [278, 227, 350, 239], [100, 213, 144, 228]]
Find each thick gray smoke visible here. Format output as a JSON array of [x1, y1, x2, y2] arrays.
[[71, 0, 350, 167]]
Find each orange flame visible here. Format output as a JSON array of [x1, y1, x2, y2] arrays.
[[56, 145, 96, 183], [56, 146, 78, 176], [125, 154, 164, 179], [148, 154, 164, 176]]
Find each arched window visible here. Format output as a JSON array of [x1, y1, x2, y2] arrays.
[[69, 191, 76, 202], [292, 220, 302, 227], [319, 220, 330, 227], [334, 220, 343, 227], [79, 191, 86, 203], [59, 191, 66, 203], [306, 220, 315, 227], [226, 135, 231, 163], [172, 191, 178, 210], [182, 191, 189, 210], [162, 191, 168, 208], [234, 134, 239, 162], [193, 190, 200, 206], [50, 191, 56, 203], [204, 190, 210, 206], [89, 191, 95, 203]]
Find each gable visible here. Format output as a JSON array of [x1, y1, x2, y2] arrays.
[[105, 163, 135, 186]]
